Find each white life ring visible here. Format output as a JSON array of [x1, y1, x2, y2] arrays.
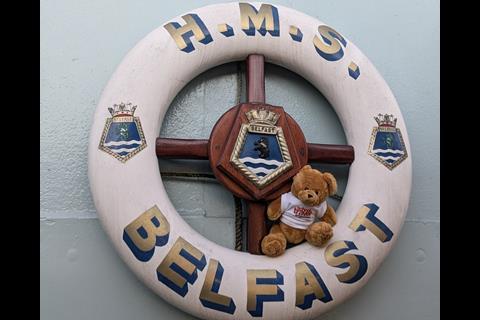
[[88, 2, 412, 319]]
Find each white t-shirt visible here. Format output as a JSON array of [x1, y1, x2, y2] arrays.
[[279, 192, 327, 230]]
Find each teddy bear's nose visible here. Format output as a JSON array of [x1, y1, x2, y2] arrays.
[[308, 194, 313, 198]]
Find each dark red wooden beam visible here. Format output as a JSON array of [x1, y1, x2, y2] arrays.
[[155, 138, 208, 159], [246, 201, 267, 255], [308, 143, 354, 164], [245, 55, 266, 255], [156, 138, 354, 164], [246, 54, 265, 103]]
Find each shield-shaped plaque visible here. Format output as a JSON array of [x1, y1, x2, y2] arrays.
[[214, 104, 307, 201], [230, 109, 292, 188], [99, 102, 147, 162], [368, 114, 408, 170]]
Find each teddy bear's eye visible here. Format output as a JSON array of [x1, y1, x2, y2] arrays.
[[315, 191, 319, 195]]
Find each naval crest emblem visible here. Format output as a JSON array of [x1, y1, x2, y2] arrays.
[[99, 102, 147, 162], [368, 114, 407, 170], [230, 108, 293, 188]]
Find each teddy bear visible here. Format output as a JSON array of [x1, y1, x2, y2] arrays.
[[261, 165, 338, 257]]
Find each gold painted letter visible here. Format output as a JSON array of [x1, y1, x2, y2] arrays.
[[239, 3, 280, 37], [164, 14, 213, 53], [295, 262, 332, 310], [157, 237, 206, 297], [199, 259, 236, 314], [123, 205, 170, 262], [325, 240, 368, 284], [313, 25, 347, 61], [349, 203, 394, 242], [247, 269, 284, 317]]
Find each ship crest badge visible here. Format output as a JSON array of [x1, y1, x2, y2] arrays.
[[230, 108, 293, 188], [99, 102, 147, 162], [368, 114, 407, 170]]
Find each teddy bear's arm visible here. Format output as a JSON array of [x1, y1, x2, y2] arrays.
[[320, 205, 337, 226], [266, 197, 283, 221]]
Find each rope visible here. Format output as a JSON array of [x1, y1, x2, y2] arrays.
[[160, 172, 216, 179], [234, 62, 244, 251], [233, 196, 244, 251]]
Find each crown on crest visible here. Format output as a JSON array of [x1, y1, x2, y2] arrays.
[[374, 113, 397, 127], [245, 108, 279, 126], [108, 102, 137, 117]]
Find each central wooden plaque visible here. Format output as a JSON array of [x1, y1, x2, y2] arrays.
[[208, 103, 308, 201]]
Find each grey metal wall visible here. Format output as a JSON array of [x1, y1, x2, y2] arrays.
[[40, 1, 439, 319]]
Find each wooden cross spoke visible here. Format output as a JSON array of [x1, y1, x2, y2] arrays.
[[156, 54, 355, 255]]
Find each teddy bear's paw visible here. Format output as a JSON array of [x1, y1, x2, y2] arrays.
[[261, 233, 287, 257], [267, 209, 282, 221], [305, 222, 333, 247], [266, 198, 282, 221]]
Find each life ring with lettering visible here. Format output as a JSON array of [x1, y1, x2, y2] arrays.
[[88, 2, 412, 319]]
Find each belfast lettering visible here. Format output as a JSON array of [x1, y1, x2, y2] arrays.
[[121, 203, 393, 317]]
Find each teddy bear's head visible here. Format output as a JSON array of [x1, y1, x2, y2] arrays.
[[291, 165, 337, 207]]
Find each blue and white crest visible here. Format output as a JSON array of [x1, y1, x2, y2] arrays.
[[231, 109, 292, 188], [368, 114, 407, 170], [99, 102, 147, 162], [238, 133, 284, 178]]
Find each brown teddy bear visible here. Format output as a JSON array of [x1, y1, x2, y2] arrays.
[[261, 165, 338, 257]]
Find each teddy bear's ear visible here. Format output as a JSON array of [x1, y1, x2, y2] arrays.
[[301, 165, 312, 171], [323, 172, 337, 196]]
